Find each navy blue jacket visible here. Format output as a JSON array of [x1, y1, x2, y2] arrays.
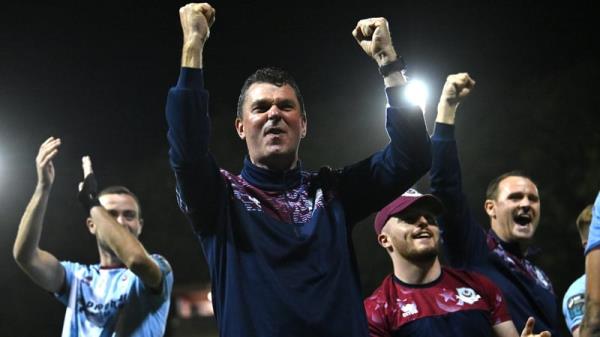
[[429, 123, 561, 336], [165, 68, 431, 337]]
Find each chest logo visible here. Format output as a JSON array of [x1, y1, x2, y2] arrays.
[[400, 302, 419, 317], [455, 287, 481, 305]]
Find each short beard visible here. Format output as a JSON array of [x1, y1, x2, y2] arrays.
[[400, 243, 440, 264]]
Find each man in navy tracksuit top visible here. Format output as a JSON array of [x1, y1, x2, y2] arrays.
[[165, 4, 431, 337], [429, 73, 561, 336]]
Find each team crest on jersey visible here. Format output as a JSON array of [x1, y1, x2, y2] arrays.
[[567, 293, 585, 319], [455, 287, 481, 305], [400, 302, 418, 317]]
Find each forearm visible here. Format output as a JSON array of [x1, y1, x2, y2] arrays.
[[90, 207, 162, 287], [13, 185, 51, 263], [436, 101, 458, 125], [580, 305, 600, 337], [13, 184, 64, 292], [181, 44, 203, 68], [380, 51, 406, 88]]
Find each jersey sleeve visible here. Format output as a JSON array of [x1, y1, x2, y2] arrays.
[[134, 254, 174, 304], [562, 276, 586, 332], [364, 293, 392, 337], [54, 261, 78, 306], [585, 191, 600, 255], [477, 273, 512, 325]]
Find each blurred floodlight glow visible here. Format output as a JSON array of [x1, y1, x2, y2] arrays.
[[404, 79, 428, 113], [0, 148, 3, 191]]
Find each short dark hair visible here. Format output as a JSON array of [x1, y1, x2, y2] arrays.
[[236, 67, 306, 118], [576, 204, 593, 238], [98, 186, 142, 218], [485, 170, 536, 200]]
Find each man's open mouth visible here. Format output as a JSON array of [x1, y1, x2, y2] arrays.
[[413, 231, 432, 239], [513, 213, 532, 226]]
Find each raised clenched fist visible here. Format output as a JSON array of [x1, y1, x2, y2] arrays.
[[352, 17, 397, 66], [180, 3, 216, 49]]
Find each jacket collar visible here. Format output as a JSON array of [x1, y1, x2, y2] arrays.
[[240, 156, 303, 191], [487, 230, 540, 258]]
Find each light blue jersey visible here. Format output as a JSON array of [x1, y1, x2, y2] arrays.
[[562, 274, 585, 333], [55, 254, 173, 337], [585, 191, 600, 255]]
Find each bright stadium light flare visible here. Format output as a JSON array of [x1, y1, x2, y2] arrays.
[[404, 79, 429, 113]]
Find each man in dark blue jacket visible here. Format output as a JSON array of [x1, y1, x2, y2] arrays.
[[165, 3, 431, 337], [429, 73, 561, 336]]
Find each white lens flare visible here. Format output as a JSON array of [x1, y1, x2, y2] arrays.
[[404, 79, 428, 113]]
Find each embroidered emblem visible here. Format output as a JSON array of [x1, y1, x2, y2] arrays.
[[400, 302, 419, 317], [567, 293, 585, 320], [455, 287, 481, 305]]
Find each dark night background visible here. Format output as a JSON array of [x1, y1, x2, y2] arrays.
[[0, 1, 598, 336]]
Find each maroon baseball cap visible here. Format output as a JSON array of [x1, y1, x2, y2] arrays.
[[374, 189, 444, 235]]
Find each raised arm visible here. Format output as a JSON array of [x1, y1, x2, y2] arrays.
[[341, 18, 431, 225], [166, 3, 225, 235], [13, 137, 65, 293], [429, 73, 488, 267], [581, 191, 600, 337], [78, 157, 164, 289]]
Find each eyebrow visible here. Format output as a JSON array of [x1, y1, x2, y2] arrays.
[[250, 98, 297, 108], [250, 98, 274, 108]]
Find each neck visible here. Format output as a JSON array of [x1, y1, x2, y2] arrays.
[[491, 225, 529, 255], [250, 153, 298, 172], [392, 255, 441, 285]]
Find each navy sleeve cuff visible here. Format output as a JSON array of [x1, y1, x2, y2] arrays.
[[177, 67, 205, 89], [385, 86, 412, 108], [432, 122, 455, 141]]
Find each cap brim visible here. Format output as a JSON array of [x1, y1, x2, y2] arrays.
[[410, 195, 445, 216]]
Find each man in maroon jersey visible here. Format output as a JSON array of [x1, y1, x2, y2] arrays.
[[364, 189, 550, 337]]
